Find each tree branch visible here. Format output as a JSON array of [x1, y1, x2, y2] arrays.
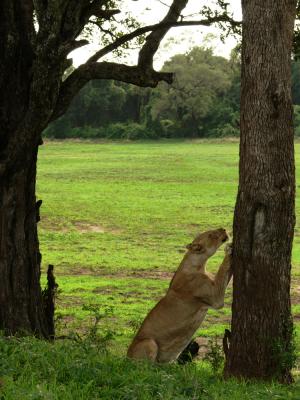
[[58, 1, 119, 44], [59, 39, 90, 56], [87, 16, 241, 63], [51, 62, 173, 121], [92, 9, 120, 19], [82, 1, 120, 23], [32, 0, 47, 24], [138, 0, 189, 69], [89, 20, 118, 42], [20, 0, 36, 46], [51, 0, 241, 123]]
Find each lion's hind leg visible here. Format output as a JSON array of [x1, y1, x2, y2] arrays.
[[127, 338, 158, 361]]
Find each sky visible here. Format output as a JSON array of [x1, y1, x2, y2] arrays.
[[71, 0, 242, 69]]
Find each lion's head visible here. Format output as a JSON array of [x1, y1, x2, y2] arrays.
[[186, 228, 229, 257]]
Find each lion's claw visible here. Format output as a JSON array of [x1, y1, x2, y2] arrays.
[[225, 243, 233, 255]]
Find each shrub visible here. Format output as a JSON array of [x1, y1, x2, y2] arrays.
[[103, 122, 156, 140], [160, 119, 182, 138], [43, 117, 72, 138], [294, 105, 300, 136], [209, 123, 240, 137], [204, 337, 224, 373]]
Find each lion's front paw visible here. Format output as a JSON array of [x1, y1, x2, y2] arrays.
[[225, 243, 233, 256]]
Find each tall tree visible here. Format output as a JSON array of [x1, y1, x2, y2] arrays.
[[149, 47, 236, 137], [224, 0, 297, 382], [45, 46, 241, 139], [0, 1, 238, 337]]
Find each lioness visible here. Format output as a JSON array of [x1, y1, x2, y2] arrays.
[[127, 228, 232, 363]]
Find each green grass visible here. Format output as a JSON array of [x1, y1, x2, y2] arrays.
[[37, 140, 238, 274], [37, 140, 242, 341], [1, 336, 300, 400], [1, 139, 300, 399], [37, 140, 300, 274], [36, 140, 300, 339]]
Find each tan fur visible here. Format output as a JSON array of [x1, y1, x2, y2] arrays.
[[127, 228, 232, 363]]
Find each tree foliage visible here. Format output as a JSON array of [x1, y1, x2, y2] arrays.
[[44, 45, 300, 140], [44, 46, 241, 139], [149, 46, 240, 137]]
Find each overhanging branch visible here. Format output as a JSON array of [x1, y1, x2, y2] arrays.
[[92, 9, 120, 19], [51, 62, 173, 121], [138, 0, 189, 69], [87, 16, 241, 63], [82, 1, 120, 23], [52, 0, 241, 124], [59, 39, 90, 56]]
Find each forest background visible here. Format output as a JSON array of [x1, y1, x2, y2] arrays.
[[46, 45, 300, 140]]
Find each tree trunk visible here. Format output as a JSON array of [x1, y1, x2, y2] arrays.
[[0, 146, 51, 336], [224, 1, 297, 382], [0, 1, 61, 338]]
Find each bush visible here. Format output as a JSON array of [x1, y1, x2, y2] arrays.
[[294, 105, 300, 136], [203, 337, 224, 374], [209, 123, 240, 137], [43, 123, 104, 139], [160, 119, 182, 138], [76, 126, 99, 139], [101, 122, 157, 140], [43, 117, 73, 139], [43, 121, 158, 140]]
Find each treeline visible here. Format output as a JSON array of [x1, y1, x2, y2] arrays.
[[44, 46, 300, 139]]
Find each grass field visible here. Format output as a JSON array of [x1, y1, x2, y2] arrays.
[[1, 140, 300, 399], [36, 140, 300, 339], [38, 140, 241, 341]]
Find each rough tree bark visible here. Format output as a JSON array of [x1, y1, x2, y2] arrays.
[[0, 0, 238, 337], [224, 0, 297, 382], [0, 0, 65, 336]]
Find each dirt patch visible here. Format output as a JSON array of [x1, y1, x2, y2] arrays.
[[195, 337, 210, 357], [92, 287, 114, 294], [56, 315, 75, 324], [90, 287, 163, 303], [56, 267, 99, 276], [40, 218, 122, 234], [56, 267, 300, 308], [39, 217, 69, 232], [70, 288, 86, 293], [204, 313, 231, 324], [57, 296, 84, 307], [291, 277, 300, 305], [72, 221, 122, 234], [73, 222, 106, 233], [189, 223, 201, 228], [60, 267, 174, 280], [130, 270, 173, 280], [194, 337, 224, 358]]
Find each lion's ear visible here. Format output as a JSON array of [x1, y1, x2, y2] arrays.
[[186, 243, 204, 253], [193, 244, 204, 253]]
